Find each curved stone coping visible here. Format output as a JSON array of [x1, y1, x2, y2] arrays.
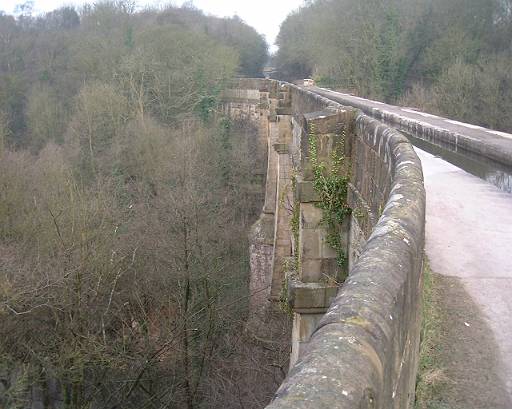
[[267, 112, 426, 408]]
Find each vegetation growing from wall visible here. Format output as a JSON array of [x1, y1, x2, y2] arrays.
[[276, 0, 512, 132], [0, 2, 292, 408], [308, 125, 351, 281], [290, 177, 300, 250]]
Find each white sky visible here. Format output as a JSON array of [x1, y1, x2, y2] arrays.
[[0, 0, 305, 51]]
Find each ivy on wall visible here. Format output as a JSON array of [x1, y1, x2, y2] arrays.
[[308, 124, 351, 282]]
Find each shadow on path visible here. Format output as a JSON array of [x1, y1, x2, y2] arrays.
[[433, 274, 511, 409]]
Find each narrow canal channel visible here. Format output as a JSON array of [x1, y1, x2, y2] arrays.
[[406, 134, 512, 194]]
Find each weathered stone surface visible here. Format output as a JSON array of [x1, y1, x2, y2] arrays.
[[288, 278, 338, 313], [295, 180, 320, 203], [248, 213, 275, 318], [276, 107, 293, 116], [221, 78, 425, 409], [290, 313, 325, 370], [273, 143, 289, 154], [299, 199, 339, 285], [263, 120, 280, 214], [271, 145, 294, 300], [267, 111, 425, 409]]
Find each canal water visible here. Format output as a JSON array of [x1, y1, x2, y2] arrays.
[[406, 134, 512, 194]]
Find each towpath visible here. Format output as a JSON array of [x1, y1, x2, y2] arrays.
[[417, 148, 512, 408]]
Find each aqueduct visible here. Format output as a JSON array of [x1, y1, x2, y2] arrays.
[[220, 77, 512, 408], [221, 79, 426, 408]]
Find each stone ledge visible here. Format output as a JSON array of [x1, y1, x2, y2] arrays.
[[287, 276, 338, 313]]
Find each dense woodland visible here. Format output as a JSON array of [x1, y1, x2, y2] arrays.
[[276, 0, 512, 132], [0, 2, 291, 408]]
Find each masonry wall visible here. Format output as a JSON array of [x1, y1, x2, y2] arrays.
[[221, 79, 277, 318], [347, 117, 394, 266], [221, 80, 426, 409]]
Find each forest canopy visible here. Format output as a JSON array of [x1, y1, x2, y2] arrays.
[[0, 0, 268, 150], [0, 2, 291, 408], [275, 0, 512, 132]]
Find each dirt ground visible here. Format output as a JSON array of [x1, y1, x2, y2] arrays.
[[421, 273, 512, 409]]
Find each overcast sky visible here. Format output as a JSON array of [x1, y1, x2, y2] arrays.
[[0, 0, 305, 51]]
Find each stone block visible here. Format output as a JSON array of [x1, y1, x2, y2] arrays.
[[302, 163, 316, 181], [314, 133, 337, 159], [304, 111, 339, 134], [319, 258, 339, 278], [319, 230, 338, 259], [276, 107, 292, 116], [288, 280, 338, 313], [300, 203, 324, 228], [300, 230, 321, 259], [295, 180, 320, 203], [300, 258, 322, 282], [273, 143, 289, 154], [289, 312, 326, 367], [300, 258, 338, 283]]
